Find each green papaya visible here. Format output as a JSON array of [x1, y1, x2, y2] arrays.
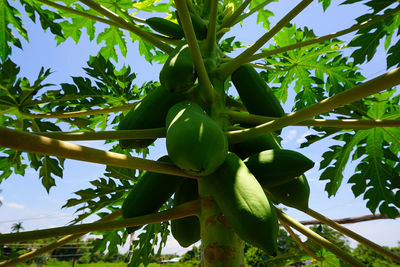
[[266, 174, 310, 211], [146, 17, 184, 39], [201, 152, 278, 255], [244, 149, 314, 187], [121, 156, 183, 232], [118, 86, 184, 149], [176, 11, 207, 40], [230, 132, 281, 160], [146, 17, 185, 39], [160, 42, 196, 93], [166, 101, 228, 176], [231, 64, 284, 118], [171, 179, 201, 247]]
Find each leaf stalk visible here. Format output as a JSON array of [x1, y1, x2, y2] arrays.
[[305, 208, 400, 263], [227, 110, 400, 129], [0, 200, 201, 244], [226, 67, 400, 143], [276, 209, 365, 267], [217, 0, 313, 79], [0, 126, 197, 179]]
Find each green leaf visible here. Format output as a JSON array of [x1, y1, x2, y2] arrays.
[[0, 0, 27, 61], [97, 26, 127, 62], [21, 0, 64, 37], [38, 156, 64, 192], [318, 0, 332, 11], [265, 24, 364, 109], [55, 4, 96, 44]]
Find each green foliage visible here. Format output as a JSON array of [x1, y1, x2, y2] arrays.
[[263, 24, 364, 109], [1, 0, 400, 265]]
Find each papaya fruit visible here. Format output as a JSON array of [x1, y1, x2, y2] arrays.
[[159, 42, 197, 93], [146, 17, 184, 39], [118, 86, 184, 149], [230, 131, 281, 160], [244, 149, 314, 187], [231, 64, 285, 118], [171, 179, 201, 247], [266, 174, 310, 211], [121, 156, 183, 232], [200, 152, 278, 255], [166, 101, 228, 176]]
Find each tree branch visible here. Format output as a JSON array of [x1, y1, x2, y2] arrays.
[[276, 209, 364, 267], [249, 6, 400, 62], [21, 103, 137, 119], [35, 128, 166, 141], [0, 127, 197, 179], [0, 200, 201, 244], [78, 0, 173, 53], [217, 0, 313, 80], [204, 0, 218, 52], [279, 218, 319, 261], [227, 110, 400, 129], [226, 67, 400, 144], [174, 0, 215, 101], [305, 208, 400, 263], [0, 211, 122, 267], [300, 213, 400, 225]]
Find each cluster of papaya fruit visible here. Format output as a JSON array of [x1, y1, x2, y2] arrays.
[[119, 10, 314, 256]]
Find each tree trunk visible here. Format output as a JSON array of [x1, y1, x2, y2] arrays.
[[199, 194, 245, 266]]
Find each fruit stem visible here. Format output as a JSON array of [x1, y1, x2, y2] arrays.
[[226, 67, 400, 144], [305, 208, 400, 263], [0, 201, 201, 244]]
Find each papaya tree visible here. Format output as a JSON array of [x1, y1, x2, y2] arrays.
[[0, 0, 400, 266]]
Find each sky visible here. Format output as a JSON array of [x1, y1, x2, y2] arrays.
[[0, 0, 399, 257]]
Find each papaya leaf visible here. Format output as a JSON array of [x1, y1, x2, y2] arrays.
[[55, 3, 96, 44], [0, 149, 27, 181], [265, 24, 364, 109], [63, 177, 129, 223], [347, 3, 400, 66], [38, 156, 64, 193], [92, 228, 127, 254], [249, 0, 274, 30], [0, 0, 27, 62], [97, 26, 127, 62], [318, 0, 332, 11], [20, 0, 64, 37], [318, 91, 400, 217]]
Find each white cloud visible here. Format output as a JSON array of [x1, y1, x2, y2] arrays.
[[282, 129, 297, 144], [6, 202, 25, 209], [0, 196, 3, 202], [296, 130, 313, 144]]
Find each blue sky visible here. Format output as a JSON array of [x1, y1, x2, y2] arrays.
[[1, 0, 399, 256]]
